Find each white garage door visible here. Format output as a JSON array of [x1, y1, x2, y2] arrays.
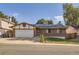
[[15, 30, 34, 37]]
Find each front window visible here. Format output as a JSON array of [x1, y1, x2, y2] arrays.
[[48, 29, 51, 33], [57, 29, 59, 33], [46, 29, 51, 33], [57, 29, 63, 33]]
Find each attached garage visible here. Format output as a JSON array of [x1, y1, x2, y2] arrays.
[[12, 22, 35, 38], [15, 30, 34, 38]]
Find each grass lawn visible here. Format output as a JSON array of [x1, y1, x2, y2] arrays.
[[47, 38, 79, 44]]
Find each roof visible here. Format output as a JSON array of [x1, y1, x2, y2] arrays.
[[11, 22, 66, 29], [33, 23, 66, 29], [71, 25, 79, 29], [10, 22, 35, 28]]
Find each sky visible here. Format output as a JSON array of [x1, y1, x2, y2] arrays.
[[0, 3, 78, 24]]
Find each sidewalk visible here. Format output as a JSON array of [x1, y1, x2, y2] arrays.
[[0, 38, 79, 46]]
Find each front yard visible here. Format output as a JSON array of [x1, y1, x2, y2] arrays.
[[47, 38, 79, 44]]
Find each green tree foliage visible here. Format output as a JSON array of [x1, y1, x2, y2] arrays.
[[0, 11, 5, 18], [63, 3, 79, 26], [48, 20, 53, 24], [58, 21, 62, 24], [36, 19, 45, 24], [36, 18, 53, 24], [0, 11, 8, 18]]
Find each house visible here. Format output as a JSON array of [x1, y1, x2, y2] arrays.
[[0, 17, 15, 38], [11, 22, 66, 38], [66, 26, 77, 39]]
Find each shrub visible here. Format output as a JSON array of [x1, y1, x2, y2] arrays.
[[39, 34, 47, 43]]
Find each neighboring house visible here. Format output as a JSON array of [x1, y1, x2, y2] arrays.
[[0, 17, 15, 37], [66, 26, 77, 39], [11, 22, 66, 38]]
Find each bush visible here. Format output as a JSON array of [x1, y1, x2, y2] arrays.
[[39, 34, 47, 43]]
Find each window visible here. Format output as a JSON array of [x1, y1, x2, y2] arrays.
[[57, 29, 59, 33], [46, 30, 48, 33], [46, 29, 51, 33], [48, 29, 51, 33], [59, 30, 63, 33], [57, 29, 63, 33]]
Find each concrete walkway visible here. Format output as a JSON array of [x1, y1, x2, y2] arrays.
[[0, 38, 79, 46]]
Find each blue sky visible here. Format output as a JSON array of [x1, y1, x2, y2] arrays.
[[0, 3, 78, 24]]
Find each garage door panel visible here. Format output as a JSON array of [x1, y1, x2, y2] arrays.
[[15, 30, 34, 37]]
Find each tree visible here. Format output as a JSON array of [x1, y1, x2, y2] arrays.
[[0, 11, 17, 24], [48, 20, 53, 24], [36, 19, 45, 24], [0, 11, 6, 18], [63, 3, 79, 26], [11, 16, 17, 25], [58, 21, 62, 24], [63, 3, 73, 25], [0, 11, 10, 19], [36, 18, 53, 24]]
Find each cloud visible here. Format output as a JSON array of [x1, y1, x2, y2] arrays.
[[54, 16, 63, 20], [54, 15, 65, 25], [12, 13, 19, 17]]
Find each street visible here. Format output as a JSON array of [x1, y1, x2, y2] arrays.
[[0, 44, 79, 55]]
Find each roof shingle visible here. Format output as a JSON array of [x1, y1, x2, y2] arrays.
[[33, 23, 66, 29]]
